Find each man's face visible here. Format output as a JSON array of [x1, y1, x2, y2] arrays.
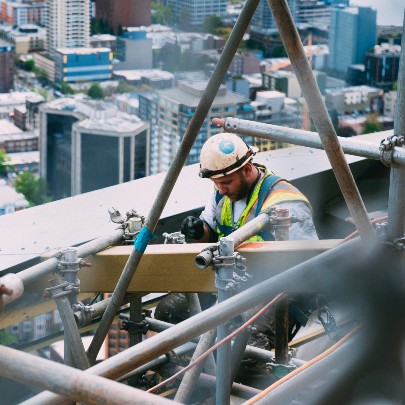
[[211, 168, 250, 202]]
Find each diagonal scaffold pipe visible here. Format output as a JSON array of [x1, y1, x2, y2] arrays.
[[86, 0, 262, 364], [267, 0, 376, 245]]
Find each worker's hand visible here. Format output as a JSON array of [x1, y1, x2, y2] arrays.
[[181, 216, 205, 240]]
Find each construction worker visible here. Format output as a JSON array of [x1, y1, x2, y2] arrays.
[[155, 133, 318, 388], [181, 132, 318, 242]]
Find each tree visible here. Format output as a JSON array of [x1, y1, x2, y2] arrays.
[[60, 82, 74, 95], [0, 149, 10, 176], [15, 171, 51, 206], [152, 1, 172, 25], [203, 15, 222, 35], [87, 83, 105, 99], [363, 113, 382, 134], [0, 330, 16, 346], [22, 59, 35, 71]]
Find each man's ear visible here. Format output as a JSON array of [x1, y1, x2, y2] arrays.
[[243, 162, 254, 176]]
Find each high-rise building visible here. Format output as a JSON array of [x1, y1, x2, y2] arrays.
[[138, 81, 255, 175], [365, 44, 400, 91], [167, 0, 227, 27], [46, 0, 91, 52], [0, 39, 14, 93], [249, 0, 298, 56], [95, 0, 151, 34], [297, 0, 330, 28], [328, 6, 377, 75], [39, 98, 149, 199], [251, 0, 298, 34]]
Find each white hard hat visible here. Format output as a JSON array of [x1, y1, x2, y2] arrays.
[[199, 133, 258, 179]]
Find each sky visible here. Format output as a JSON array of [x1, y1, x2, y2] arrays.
[[350, 0, 405, 27]]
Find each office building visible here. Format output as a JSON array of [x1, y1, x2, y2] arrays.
[[0, 24, 46, 54], [297, 0, 330, 28], [250, 0, 298, 56], [262, 69, 326, 98], [325, 85, 381, 115], [90, 34, 117, 53], [95, 0, 151, 34], [53, 47, 112, 86], [138, 81, 255, 175], [39, 98, 149, 199], [328, 6, 377, 75], [0, 0, 45, 26], [167, 0, 227, 27], [0, 39, 14, 93], [115, 30, 153, 70], [0, 181, 29, 215], [46, 0, 90, 52], [384, 91, 397, 119], [251, 0, 298, 33], [365, 44, 401, 91]]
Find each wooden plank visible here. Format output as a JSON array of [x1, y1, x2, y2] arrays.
[[27, 240, 340, 294]]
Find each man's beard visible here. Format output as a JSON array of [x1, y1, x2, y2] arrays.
[[228, 174, 250, 202]]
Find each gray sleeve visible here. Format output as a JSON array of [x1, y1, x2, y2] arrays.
[[199, 188, 217, 232], [272, 201, 319, 240]]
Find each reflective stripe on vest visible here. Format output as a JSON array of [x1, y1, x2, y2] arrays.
[[214, 167, 310, 241]]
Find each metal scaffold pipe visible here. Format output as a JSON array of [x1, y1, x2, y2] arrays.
[[214, 117, 405, 165], [267, 0, 376, 245], [387, 11, 405, 240], [23, 238, 363, 405], [0, 345, 176, 405], [18, 228, 125, 285], [87, 0, 262, 365]]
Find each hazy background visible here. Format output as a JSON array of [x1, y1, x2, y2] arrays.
[[350, 0, 405, 27]]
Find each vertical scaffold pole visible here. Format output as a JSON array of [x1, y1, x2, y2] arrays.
[[86, 0, 261, 365], [267, 0, 376, 245], [216, 237, 236, 405], [387, 11, 405, 241]]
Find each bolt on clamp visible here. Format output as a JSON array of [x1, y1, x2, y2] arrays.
[[109, 207, 145, 243], [43, 280, 80, 299], [379, 135, 404, 167]]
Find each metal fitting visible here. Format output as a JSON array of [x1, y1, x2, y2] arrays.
[[163, 231, 186, 244], [195, 244, 219, 270], [379, 135, 404, 167]]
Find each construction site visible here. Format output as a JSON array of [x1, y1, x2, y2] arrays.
[[0, 0, 404, 404]]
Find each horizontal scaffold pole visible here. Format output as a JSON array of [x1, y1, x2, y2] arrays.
[[214, 118, 404, 165]]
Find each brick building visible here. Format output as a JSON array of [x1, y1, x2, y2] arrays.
[[95, 0, 151, 34]]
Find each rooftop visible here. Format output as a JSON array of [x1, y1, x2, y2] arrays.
[[158, 81, 250, 107], [55, 47, 111, 55]]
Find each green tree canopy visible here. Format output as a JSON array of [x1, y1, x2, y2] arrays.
[[87, 83, 105, 99], [22, 59, 35, 71], [0, 149, 10, 176], [152, 1, 173, 25], [363, 113, 382, 134], [60, 82, 74, 95], [203, 15, 223, 35], [15, 172, 51, 206]]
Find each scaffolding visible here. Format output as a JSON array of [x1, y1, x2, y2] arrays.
[[0, 0, 404, 404]]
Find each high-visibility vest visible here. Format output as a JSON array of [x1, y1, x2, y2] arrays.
[[214, 164, 311, 241]]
